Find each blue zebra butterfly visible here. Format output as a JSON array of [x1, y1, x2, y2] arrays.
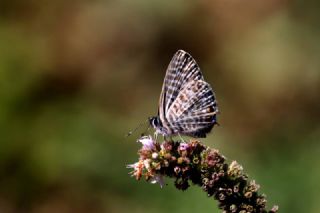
[[149, 50, 219, 138]]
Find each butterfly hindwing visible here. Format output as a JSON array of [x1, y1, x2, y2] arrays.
[[166, 80, 218, 137]]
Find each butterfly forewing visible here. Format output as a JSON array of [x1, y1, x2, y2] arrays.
[[160, 51, 203, 109], [158, 50, 204, 128]]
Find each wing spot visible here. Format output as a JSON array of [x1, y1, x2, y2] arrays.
[[179, 94, 188, 102], [173, 104, 179, 113], [192, 85, 198, 92]]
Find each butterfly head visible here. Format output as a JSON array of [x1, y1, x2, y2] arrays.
[[149, 116, 171, 136], [149, 116, 161, 129]]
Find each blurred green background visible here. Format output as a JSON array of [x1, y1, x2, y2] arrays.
[[0, 0, 319, 212]]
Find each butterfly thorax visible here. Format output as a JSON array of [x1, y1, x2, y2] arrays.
[[149, 116, 169, 135]]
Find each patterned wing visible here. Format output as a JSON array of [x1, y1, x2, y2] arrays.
[[166, 80, 218, 137], [158, 50, 204, 129]]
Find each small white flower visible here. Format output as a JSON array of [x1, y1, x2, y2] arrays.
[[126, 163, 138, 169], [248, 180, 260, 192], [228, 161, 243, 177], [229, 161, 243, 172], [160, 143, 165, 150], [150, 174, 165, 188], [179, 142, 189, 151], [143, 159, 151, 170], [271, 206, 279, 212], [126, 162, 142, 171], [137, 135, 155, 150], [127, 161, 144, 179], [152, 152, 159, 159]]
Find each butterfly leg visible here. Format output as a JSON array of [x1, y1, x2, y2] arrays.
[[154, 132, 158, 141], [178, 133, 186, 143], [142, 126, 151, 137], [163, 135, 169, 142]]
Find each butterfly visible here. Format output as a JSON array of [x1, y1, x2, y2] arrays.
[[149, 50, 219, 138]]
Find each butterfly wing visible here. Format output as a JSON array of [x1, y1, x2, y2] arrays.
[[158, 50, 204, 131], [166, 80, 218, 137]]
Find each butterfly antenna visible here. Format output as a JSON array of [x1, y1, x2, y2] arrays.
[[125, 119, 149, 137], [141, 125, 151, 137]]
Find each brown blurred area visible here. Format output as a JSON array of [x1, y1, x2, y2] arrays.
[[0, 0, 319, 212]]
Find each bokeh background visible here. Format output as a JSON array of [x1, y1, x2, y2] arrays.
[[0, 0, 319, 212]]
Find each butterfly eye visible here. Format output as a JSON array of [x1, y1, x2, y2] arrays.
[[149, 117, 158, 128], [153, 118, 158, 126]]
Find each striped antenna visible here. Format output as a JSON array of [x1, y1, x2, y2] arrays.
[[125, 119, 149, 137]]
